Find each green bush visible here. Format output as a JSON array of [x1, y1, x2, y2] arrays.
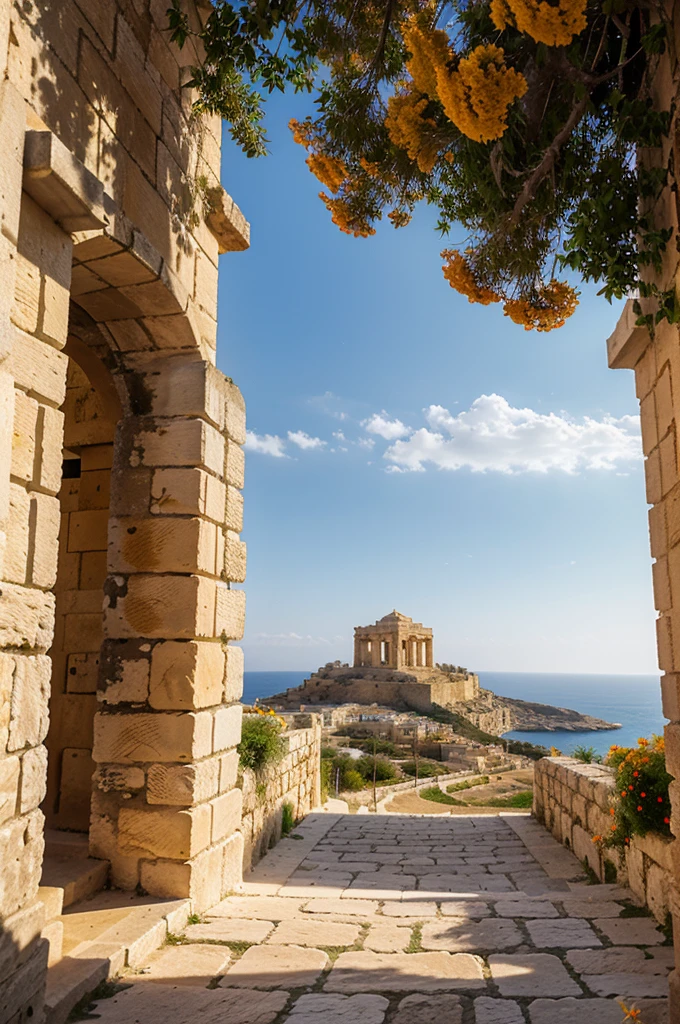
[[356, 756, 398, 782], [481, 790, 534, 809], [349, 739, 398, 756], [342, 769, 365, 792], [281, 801, 295, 836], [420, 786, 458, 806], [401, 761, 445, 778], [321, 746, 337, 759], [320, 758, 333, 801], [599, 737, 672, 849], [572, 745, 602, 764], [238, 716, 284, 772], [447, 776, 489, 793]]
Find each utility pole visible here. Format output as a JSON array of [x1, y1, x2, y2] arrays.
[[372, 737, 378, 813]]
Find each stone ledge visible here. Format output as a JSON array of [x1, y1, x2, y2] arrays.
[[204, 186, 250, 253], [23, 131, 106, 233], [607, 298, 653, 370]]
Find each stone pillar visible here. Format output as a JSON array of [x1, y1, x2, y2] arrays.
[[353, 635, 361, 667], [0, 122, 72, 1019], [371, 638, 381, 668], [425, 639, 433, 667], [90, 359, 246, 911]]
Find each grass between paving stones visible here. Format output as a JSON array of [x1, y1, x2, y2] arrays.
[[620, 903, 652, 917], [406, 922, 423, 953], [165, 932, 188, 945], [186, 912, 202, 925]]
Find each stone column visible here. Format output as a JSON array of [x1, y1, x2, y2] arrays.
[[353, 635, 361, 667], [425, 639, 433, 667], [91, 359, 246, 911], [371, 638, 381, 667]]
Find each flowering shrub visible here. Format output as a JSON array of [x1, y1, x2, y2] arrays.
[[169, 0, 675, 332], [593, 736, 672, 850]]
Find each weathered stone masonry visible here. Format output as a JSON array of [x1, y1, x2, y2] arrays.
[[0, 0, 249, 1019]]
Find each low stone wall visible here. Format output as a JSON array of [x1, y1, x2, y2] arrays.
[[534, 756, 675, 923], [240, 714, 322, 874]]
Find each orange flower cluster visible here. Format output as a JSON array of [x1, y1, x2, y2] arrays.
[[388, 209, 412, 228], [503, 281, 578, 331], [490, 0, 587, 47], [305, 153, 348, 193], [435, 44, 528, 144], [385, 88, 440, 173], [289, 117, 314, 147], [402, 18, 451, 100], [441, 249, 501, 305], [318, 192, 376, 237]]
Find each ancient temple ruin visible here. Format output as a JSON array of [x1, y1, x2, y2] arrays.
[[354, 610, 433, 670]]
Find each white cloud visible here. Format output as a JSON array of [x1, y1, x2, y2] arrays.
[[357, 437, 375, 449], [333, 430, 347, 441], [362, 411, 410, 440], [245, 431, 287, 458], [288, 430, 327, 450], [383, 394, 641, 474], [248, 631, 343, 648]]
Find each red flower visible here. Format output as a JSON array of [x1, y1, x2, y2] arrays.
[[658, 797, 663, 803], [633, 771, 639, 777], [629, 785, 634, 791], [637, 805, 643, 811], [665, 817, 670, 824], [640, 793, 646, 798]]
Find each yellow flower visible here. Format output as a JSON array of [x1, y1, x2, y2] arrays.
[[618, 1002, 643, 1021], [306, 152, 347, 193], [289, 118, 313, 148], [435, 45, 527, 143], [503, 281, 578, 332], [385, 87, 441, 172], [402, 18, 452, 100], [490, 0, 587, 47], [441, 249, 501, 305], [319, 192, 376, 237]]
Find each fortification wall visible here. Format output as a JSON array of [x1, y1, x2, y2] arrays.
[[240, 715, 321, 874], [534, 757, 675, 925]]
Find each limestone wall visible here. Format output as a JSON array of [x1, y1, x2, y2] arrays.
[[534, 757, 676, 924], [278, 667, 480, 714], [240, 715, 322, 874]]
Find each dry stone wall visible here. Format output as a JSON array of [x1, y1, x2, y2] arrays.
[[534, 757, 676, 924], [240, 714, 322, 874]]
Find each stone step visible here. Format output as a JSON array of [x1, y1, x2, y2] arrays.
[[40, 850, 110, 910], [44, 891, 191, 1024]]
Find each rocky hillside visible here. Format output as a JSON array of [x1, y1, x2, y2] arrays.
[[457, 688, 620, 735]]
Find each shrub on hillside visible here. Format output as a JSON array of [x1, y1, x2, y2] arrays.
[[356, 756, 398, 783], [238, 716, 285, 772], [401, 761, 445, 778], [342, 768, 365, 792]]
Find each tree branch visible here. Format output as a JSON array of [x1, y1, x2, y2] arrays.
[[509, 94, 589, 226]]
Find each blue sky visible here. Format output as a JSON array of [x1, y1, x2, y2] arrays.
[[216, 89, 657, 676]]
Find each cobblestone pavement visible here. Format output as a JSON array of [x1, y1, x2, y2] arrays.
[[87, 813, 671, 1024]]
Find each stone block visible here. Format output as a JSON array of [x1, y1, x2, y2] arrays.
[[93, 710, 213, 764], [215, 585, 245, 640], [488, 954, 581, 997], [222, 943, 328, 989], [81, 443, 114, 471], [19, 744, 47, 814], [109, 516, 218, 575], [221, 829, 244, 892], [57, 747, 95, 830], [78, 468, 111, 510], [10, 330, 68, 406], [0, 811, 45, 918], [211, 787, 242, 842], [99, 655, 149, 704], [149, 639, 224, 709], [5, 482, 29, 583], [141, 943, 231, 986], [140, 841, 224, 909], [80, 550, 107, 588], [213, 703, 243, 753], [150, 467, 225, 519], [224, 644, 244, 702], [219, 749, 239, 792], [63, 611, 102, 653], [105, 573, 216, 639], [118, 803, 212, 859], [224, 380, 246, 445], [67, 509, 109, 551], [0, 754, 19, 824], [10, 389, 38, 482], [30, 492, 60, 587], [147, 758, 220, 805], [11, 252, 40, 334], [225, 439, 245, 489], [133, 419, 224, 474], [38, 405, 65, 494], [223, 531, 246, 583], [323, 951, 485, 993], [7, 654, 51, 751]]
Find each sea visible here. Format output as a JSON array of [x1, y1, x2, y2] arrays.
[[242, 670, 665, 757]]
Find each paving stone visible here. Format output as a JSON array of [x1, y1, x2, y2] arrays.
[[488, 954, 581, 997], [440, 900, 492, 918], [560, 900, 622, 918], [285, 993, 389, 1024], [634, 999, 670, 1024], [381, 901, 437, 917], [304, 899, 379, 916], [493, 901, 558, 918], [364, 923, 411, 952], [220, 944, 328, 988], [280, 884, 350, 899], [525, 918, 601, 948], [209, 897, 302, 920], [324, 951, 486, 992], [528, 997, 624, 1023], [474, 996, 525, 1023], [582, 973, 671, 997], [185, 919, 274, 944], [267, 919, 360, 947], [594, 918, 664, 945], [566, 947, 667, 975], [421, 919, 523, 952], [88, 984, 289, 1023], [390, 993, 464, 1024], [138, 944, 231, 985]]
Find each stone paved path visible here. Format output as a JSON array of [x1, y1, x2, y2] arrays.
[[86, 813, 671, 1024]]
